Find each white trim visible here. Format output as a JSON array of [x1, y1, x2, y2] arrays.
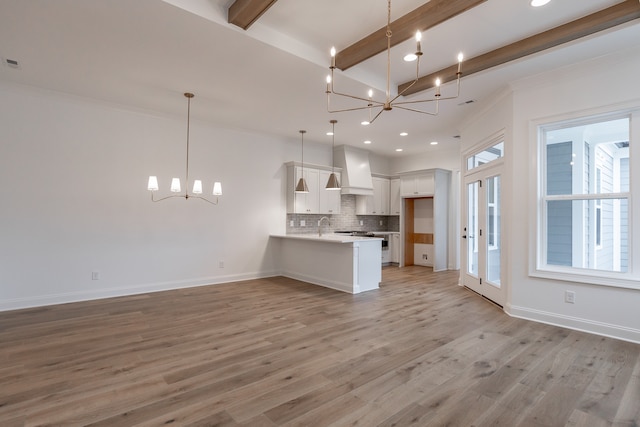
[[505, 303, 640, 344], [0, 270, 281, 312]]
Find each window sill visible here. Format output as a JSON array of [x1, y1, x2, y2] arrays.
[[530, 267, 640, 290]]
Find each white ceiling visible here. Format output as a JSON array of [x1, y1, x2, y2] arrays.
[[1, 0, 639, 156]]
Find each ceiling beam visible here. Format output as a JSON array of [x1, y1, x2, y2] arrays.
[[336, 0, 487, 71], [398, 0, 640, 96], [228, 0, 279, 30]]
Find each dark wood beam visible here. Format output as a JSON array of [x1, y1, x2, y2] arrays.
[[228, 0, 279, 30], [398, 0, 640, 96], [336, 0, 487, 71]]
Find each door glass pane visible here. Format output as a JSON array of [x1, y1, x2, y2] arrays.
[[467, 181, 479, 277], [486, 176, 501, 287]]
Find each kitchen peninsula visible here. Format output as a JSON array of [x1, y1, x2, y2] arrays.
[[271, 234, 382, 294]]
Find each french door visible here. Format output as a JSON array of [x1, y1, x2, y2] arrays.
[[462, 168, 505, 306]]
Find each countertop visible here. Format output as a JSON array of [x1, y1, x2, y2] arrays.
[[271, 234, 383, 243]]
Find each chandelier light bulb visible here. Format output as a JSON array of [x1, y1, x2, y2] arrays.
[[326, 75, 332, 84], [458, 52, 464, 63], [368, 89, 373, 98], [435, 78, 441, 97], [170, 178, 181, 193], [147, 176, 159, 191], [213, 182, 222, 196], [192, 180, 203, 194], [330, 46, 336, 68], [415, 31, 422, 42]]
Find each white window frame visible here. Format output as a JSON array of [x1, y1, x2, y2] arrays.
[[530, 105, 640, 290]]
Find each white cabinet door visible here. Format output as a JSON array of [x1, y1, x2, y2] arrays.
[[356, 177, 389, 215], [415, 172, 434, 195], [318, 170, 341, 214], [376, 177, 390, 215], [293, 167, 319, 213], [400, 172, 434, 196], [390, 233, 400, 263], [390, 179, 400, 215]]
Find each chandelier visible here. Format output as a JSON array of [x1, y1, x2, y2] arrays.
[[326, 0, 463, 124], [147, 92, 222, 204]]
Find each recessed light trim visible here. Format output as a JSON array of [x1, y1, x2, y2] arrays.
[[364, 140, 372, 144], [403, 53, 417, 62], [361, 121, 370, 126], [400, 132, 408, 136], [430, 141, 438, 145], [395, 148, 403, 152], [530, 0, 551, 7]]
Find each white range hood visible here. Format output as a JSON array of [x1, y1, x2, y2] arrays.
[[333, 145, 374, 196]]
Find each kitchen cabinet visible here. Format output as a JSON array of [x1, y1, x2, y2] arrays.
[[356, 177, 389, 215], [286, 163, 341, 214], [389, 178, 400, 215], [400, 171, 434, 196], [318, 170, 341, 214], [390, 233, 400, 263], [399, 168, 451, 271]]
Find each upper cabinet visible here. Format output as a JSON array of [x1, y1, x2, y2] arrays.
[[286, 163, 341, 214], [356, 176, 389, 215], [389, 178, 400, 215], [400, 170, 435, 196]]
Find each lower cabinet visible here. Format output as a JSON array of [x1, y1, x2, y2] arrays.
[[390, 233, 400, 263]]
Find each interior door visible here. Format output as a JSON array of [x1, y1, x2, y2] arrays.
[[462, 170, 504, 306]]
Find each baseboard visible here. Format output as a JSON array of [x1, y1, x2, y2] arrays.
[[279, 271, 356, 294], [0, 270, 281, 312], [505, 303, 640, 344]]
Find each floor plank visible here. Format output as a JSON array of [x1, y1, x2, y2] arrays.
[[0, 267, 638, 426]]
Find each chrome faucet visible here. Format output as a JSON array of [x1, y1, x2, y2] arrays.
[[318, 216, 331, 236]]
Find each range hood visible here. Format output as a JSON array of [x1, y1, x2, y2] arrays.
[[333, 145, 374, 195]]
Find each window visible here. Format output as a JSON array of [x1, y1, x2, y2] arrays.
[[536, 112, 633, 286], [467, 141, 504, 171]]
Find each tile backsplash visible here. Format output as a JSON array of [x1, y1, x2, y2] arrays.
[[286, 195, 399, 234]]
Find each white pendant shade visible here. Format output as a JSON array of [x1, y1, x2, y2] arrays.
[[213, 181, 222, 196], [170, 178, 181, 193], [147, 176, 159, 191], [192, 180, 203, 194]]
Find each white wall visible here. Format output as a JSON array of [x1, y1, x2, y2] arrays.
[[461, 46, 640, 343], [0, 82, 328, 310]]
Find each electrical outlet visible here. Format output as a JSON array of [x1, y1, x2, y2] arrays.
[[300, 220, 306, 227], [565, 290, 575, 304], [91, 271, 100, 280], [422, 254, 428, 260], [219, 261, 224, 268]]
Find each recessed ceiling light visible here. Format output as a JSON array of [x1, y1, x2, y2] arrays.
[[395, 148, 403, 152], [364, 140, 372, 144], [430, 141, 438, 145], [403, 53, 417, 62], [326, 131, 334, 136], [361, 121, 370, 126], [530, 0, 551, 7], [400, 132, 408, 136]]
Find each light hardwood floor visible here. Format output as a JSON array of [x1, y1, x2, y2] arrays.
[[1, 266, 639, 426]]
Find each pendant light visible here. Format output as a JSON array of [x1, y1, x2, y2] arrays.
[[147, 92, 222, 204], [295, 130, 309, 193], [325, 119, 341, 190]]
